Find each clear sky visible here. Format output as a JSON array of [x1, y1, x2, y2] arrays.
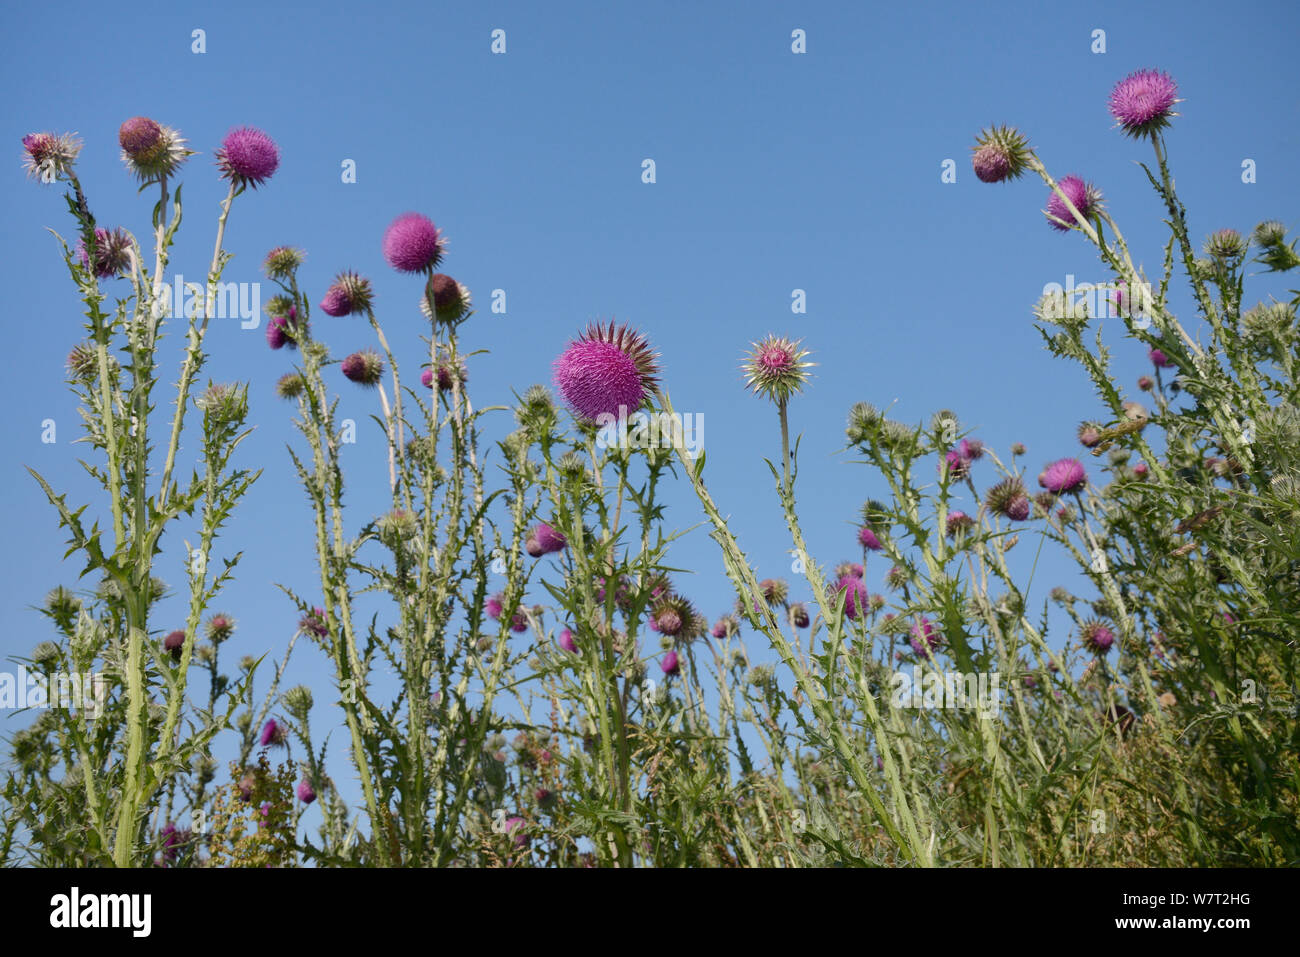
[[3, 0, 1298, 829]]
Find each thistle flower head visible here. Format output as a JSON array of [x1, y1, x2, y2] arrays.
[[526, 523, 567, 557], [1148, 347, 1174, 369], [340, 349, 384, 387], [711, 614, 741, 639], [423, 353, 469, 392], [553, 321, 659, 422], [832, 575, 870, 620], [1040, 457, 1087, 494], [319, 271, 373, 317], [164, 630, 186, 662], [266, 310, 307, 350], [970, 125, 1032, 183], [790, 603, 810, 628], [858, 526, 883, 551], [296, 779, 317, 804], [263, 246, 305, 280], [1204, 228, 1246, 262], [1137, 375, 1154, 391], [215, 127, 279, 189], [383, 212, 444, 273], [76, 227, 133, 279], [558, 628, 577, 653], [1252, 221, 1286, 248], [119, 118, 191, 182], [846, 402, 883, 444], [1078, 422, 1103, 448], [941, 449, 970, 480], [300, 607, 328, 638], [660, 650, 680, 676], [195, 382, 248, 424], [835, 561, 865, 580], [376, 509, 418, 548], [43, 586, 82, 629], [258, 719, 287, 748], [1045, 175, 1102, 232], [885, 565, 909, 590], [21, 131, 81, 181], [651, 594, 699, 638], [283, 685, 313, 719], [1081, 619, 1116, 656], [741, 334, 813, 404], [67, 343, 114, 383], [985, 477, 1027, 519], [420, 273, 472, 325], [945, 510, 974, 537], [909, 617, 943, 657], [1108, 69, 1179, 138], [275, 372, 306, 400]]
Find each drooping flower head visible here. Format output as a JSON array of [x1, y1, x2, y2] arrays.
[[1107, 69, 1179, 139], [265, 308, 307, 350], [858, 526, 883, 551], [741, 334, 814, 404], [1045, 175, 1101, 232], [1039, 458, 1087, 495], [215, 127, 279, 189], [525, 523, 567, 557], [553, 321, 659, 422], [164, 630, 186, 662], [119, 117, 191, 182], [790, 603, 810, 628], [1081, 620, 1116, 656], [340, 349, 384, 387], [420, 273, 471, 325], [651, 594, 699, 639], [970, 125, 1032, 183], [382, 212, 444, 273], [76, 227, 133, 279], [1078, 422, 1103, 448], [319, 271, 373, 317], [300, 607, 328, 638], [21, 131, 81, 181], [941, 449, 970, 480], [758, 578, 789, 607], [296, 779, 317, 804]]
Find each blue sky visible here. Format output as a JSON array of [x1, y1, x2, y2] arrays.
[[3, 0, 1298, 833]]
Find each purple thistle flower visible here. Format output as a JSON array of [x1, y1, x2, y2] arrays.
[[741, 335, 815, 404], [834, 575, 870, 620], [942, 449, 970, 480], [1040, 458, 1087, 495], [553, 321, 660, 422], [660, 650, 680, 676], [1005, 495, 1031, 522], [164, 630, 185, 662], [259, 719, 279, 747], [300, 607, 328, 638], [340, 349, 384, 387], [486, 595, 505, 620], [421, 273, 471, 325], [945, 511, 974, 537], [959, 438, 984, 461], [21, 131, 81, 180], [526, 522, 567, 557], [76, 227, 133, 279], [1081, 620, 1116, 656], [558, 628, 577, 653], [505, 816, 529, 848], [858, 526, 883, 551], [1148, 347, 1173, 369], [969, 125, 1032, 183], [319, 271, 372, 317], [1045, 175, 1099, 232], [909, 617, 942, 657], [296, 779, 316, 804], [215, 127, 279, 189], [1132, 462, 1149, 478], [383, 212, 444, 273], [119, 117, 163, 161], [265, 310, 304, 350], [1108, 69, 1179, 138]]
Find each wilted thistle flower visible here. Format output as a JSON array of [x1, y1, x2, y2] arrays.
[[1148, 347, 1174, 369], [283, 685, 313, 720], [711, 614, 741, 639], [945, 511, 975, 537], [741, 334, 814, 404], [383, 212, 444, 273], [300, 607, 328, 638], [554, 321, 660, 422], [941, 449, 970, 480], [832, 575, 870, 620], [526, 522, 567, 557], [43, 586, 82, 631], [263, 246, 304, 280], [76, 227, 133, 279], [319, 271, 373, 317], [215, 127, 279, 188], [119, 117, 191, 182], [296, 779, 316, 804], [1045, 175, 1101, 232], [340, 349, 384, 387], [969, 125, 1032, 183], [1204, 228, 1246, 263], [420, 273, 472, 325], [1107, 69, 1179, 138], [1253, 221, 1286, 248], [1077, 422, 1103, 448], [275, 372, 305, 400], [196, 383, 248, 424], [1039, 458, 1087, 494], [21, 131, 81, 181], [985, 477, 1028, 521], [1080, 620, 1116, 656], [909, 617, 942, 657], [1137, 374, 1155, 393], [758, 578, 789, 606], [846, 401, 883, 444], [259, 719, 287, 748], [423, 352, 470, 393], [786, 603, 809, 629]]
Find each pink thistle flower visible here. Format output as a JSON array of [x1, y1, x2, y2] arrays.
[[833, 575, 870, 620], [1137, 375, 1154, 391], [836, 562, 866, 580], [1045, 175, 1100, 232], [945, 511, 974, 537], [660, 650, 680, 676], [119, 117, 190, 182], [340, 349, 384, 387], [1040, 458, 1087, 495], [296, 779, 316, 804], [486, 595, 505, 620], [942, 449, 970, 480], [215, 127, 279, 189], [421, 273, 471, 325], [558, 628, 577, 653], [382, 212, 444, 273], [299, 607, 328, 638], [265, 309, 306, 350], [1132, 462, 1149, 478], [1108, 69, 1179, 138], [76, 227, 133, 279], [858, 526, 883, 551], [909, 617, 942, 657], [969, 125, 1031, 183], [526, 523, 567, 557], [1148, 347, 1173, 368], [741, 334, 815, 404], [1081, 620, 1115, 656], [319, 271, 372, 317], [505, 816, 529, 848], [21, 131, 81, 181], [1006, 495, 1030, 521], [959, 438, 984, 461], [164, 630, 185, 662], [553, 321, 660, 422], [259, 719, 285, 748]]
